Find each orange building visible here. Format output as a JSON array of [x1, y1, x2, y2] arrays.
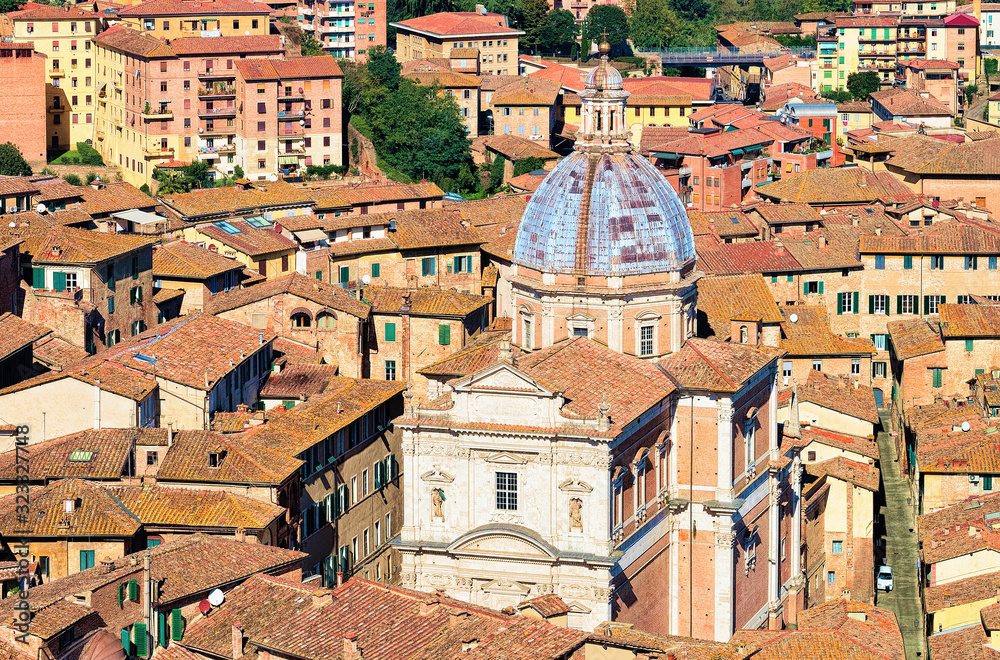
[[0, 41, 46, 165]]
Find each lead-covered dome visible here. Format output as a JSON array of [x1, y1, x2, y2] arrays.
[[513, 151, 696, 276]]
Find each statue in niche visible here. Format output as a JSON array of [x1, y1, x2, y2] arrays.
[[569, 498, 583, 531], [432, 488, 446, 520]]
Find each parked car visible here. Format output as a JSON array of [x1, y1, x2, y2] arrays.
[[877, 565, 894, 592]]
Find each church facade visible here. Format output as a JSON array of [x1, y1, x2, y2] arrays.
[[393, 43, 806, 641]]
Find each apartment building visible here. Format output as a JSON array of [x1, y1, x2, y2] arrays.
[[897, 58, 960, 111], [234, 57, 344, 179], [0, 41, 46, 165], [116, 0, 272, 39], [8, 4, 105, 156], [392, 9, 523, 76], [853, 0, 957, 17], [93, 28, 285, 186], [297, 0, 386, 59]]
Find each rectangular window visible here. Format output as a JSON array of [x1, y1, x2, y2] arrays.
[[838, 291, 857, 314], [812, 359, 822, 371], [782, 361, 792, 385], [640, 325, 654, 356], [873, 334, 887, 351], [385, 322, 396, 342], [926, 295, 944, 314], [496, 472, 518, 510], [421, 257, 435, 276], [872, 294, 888, 315], [828, 571, 836, 584], [966, 339, 975, 352], [991, 256, 998, 270], [438, 324, 451, 345], [873, 361, 887, 378], [832, 540, 843, 554], [875, 254, 885, 269], [385, 360, 396, 381], [339, 266, 350, 283], [966, 256, 979, 270], [932, 367, 943, 388], [79, 550, 95, 571], [931, 255, 945, 269], [898, 295, 916, 315], [985, 475, 994, 490], [851, 358, 860, 376]]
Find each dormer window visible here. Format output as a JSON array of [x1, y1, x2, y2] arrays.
[[64, 498, 81, 513], [209, 451, 226, 468]]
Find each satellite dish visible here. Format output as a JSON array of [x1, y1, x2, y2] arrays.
[[208, 589, 225, 606], [198, 600, 211, 614], [962, 421, 971, 432], [299, 119, 305, 125], [789, 314, 798, 323], [362, 274, 371, 285], [268, 174, 278, 182], [7, 221, 15, 228], [245, 30, 249, 35], [36, 203, 46, 214]]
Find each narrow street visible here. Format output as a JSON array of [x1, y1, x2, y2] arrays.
[[876, 416, 926, 660]]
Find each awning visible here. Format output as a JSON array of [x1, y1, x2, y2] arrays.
[[731, 148, 745, 155], [277, 155, 299, 165], [293, 229, 328, 242], [111, 209, 162, 225]]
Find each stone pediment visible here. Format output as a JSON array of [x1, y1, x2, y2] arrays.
[[449, 527, 558, 560], [420, 465, 455, 483], [461, 363, 551, 395], [558, 478, 594, 493], [481, 579, 531, 596], [565, 312, 596, 322], [484, 451, 528, 465], [566, 601, 592, 614]]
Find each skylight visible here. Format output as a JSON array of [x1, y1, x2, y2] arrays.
[[730, 217, 740, 224], [214, 221, 242, 235], [244, 216, 271, 229], [69, 450, 93, 462]]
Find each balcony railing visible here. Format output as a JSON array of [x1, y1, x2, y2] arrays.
[[50, 68, 65, 77], [197, 144, 235, 158], [198, 106, 236, 117], [144, 146, 174, 158], [278, 128, 305, 138], [277, 110, 307, 120], [144, 107, 173, 119], [197, 68, 235, 79], [48, 105, 66, 113], [198, 85, 236, 98]]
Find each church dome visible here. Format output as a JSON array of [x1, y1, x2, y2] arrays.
[[513, 152, 695, 276], [512, 51, 695, 278]]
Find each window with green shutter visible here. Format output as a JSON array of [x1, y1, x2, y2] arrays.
[[339, 266, 350, 283], [837, 292, 843, 315], [771, 275, 777, 283], [904, 255, 913, 269], [787, 275, 793, 283], [32, 267, 44, 289], [853, 291, 859, 315], [107, 266, 115, 290], [53, 271, 67, 292], [421, 257, 436, 276], [158, 611, 168, 648], [315, 270, 322, 280], [135, 623, 148, 657], [932, 368, 943, 388], [985, 475, 994, 490], [108, 296, 115, 314], [122, 629, 131, 655], [118, 583, 126, 606], [386, 454, 398, 481], [385, 322, 396, 342], [371, 262, 380, 278], [80, 550, 94, 571], [171, 609, 183, 641], [131, 255, 139, 280], [438, 324, 451, 345], [374, 461, 383, 489], [128, 579, 138, 601], [967, 339, 975, 351]]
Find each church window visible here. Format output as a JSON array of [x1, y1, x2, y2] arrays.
[[739, 325, 748, 344], [495, 472, 518, 510], [640, 325, 654, 356], [523, 319, 532, 349], [744, 416, 756, 475], [572, 327, 588, 337]]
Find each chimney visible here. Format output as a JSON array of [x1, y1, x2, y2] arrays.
[[774, 239, 784, 251], [450, 611, 470, 628], [875, 224, 882, 236], [849, 213, 859, 226], [167, 423, 173, 447], [312, 590, 333, 608], [232, 622, 244, 660], [343, 633, 361, 660], [100, 556, 115, 574], [419, 596, 440, 615], [818, 234, 827, 249], [597, 394, 611, 432], [841, 588, 851, 602], [498, 340, 513, 363]]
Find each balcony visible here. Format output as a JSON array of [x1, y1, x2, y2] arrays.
[[198, 106, 236, 118], [50, 68, 65, 78], [143, 106, 173, 119], [144, 146, 175, 158], [200, 125, 237, 136], [197, 68, 235, 79], [197, 144, 235, 158], [48, 104, 66, 114], [198, 85, 236, 99], [323, 22, 355, 33], [278, 90, 305, 101], [301, 4, 315, 14], [277, 110, 307, 120], [96, 130, 105, 140], [278, 128, 305, 139]]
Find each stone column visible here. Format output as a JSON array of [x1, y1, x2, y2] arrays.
[[767, 471, 781, 629], [717, 402, 734, 502], [714, 528, 735, 642]]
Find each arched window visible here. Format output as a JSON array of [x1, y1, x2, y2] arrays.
[[740, 325, 749, 344], [291, 312, 312, 328], [316, 312, 337, 330]]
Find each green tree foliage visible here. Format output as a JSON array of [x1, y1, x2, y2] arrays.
[[155, 172, 188, 195], [338, 59, 367, 115], [85, 172, 97, 184], [821, 88, 853, 103], [0, 0, 25, 12], [300, 34, 324, 56], [517, 0, 551, 51], [139, 183, 151, 195], [583, 5, 629, 52], [512, 156, 546, 177], [233, 164, 245, 179], [847, 71, 881, 101], [538, 9, 578, 55], [367, 45, 401, 90], [63, 173, 83, 186], [75, 142, 104, 166], [489, 155, 506, 192], [774, 33, 816, 47], [628, 0, 676, 50], [965, 83, 979, 106], [0, 142, 32, 177]]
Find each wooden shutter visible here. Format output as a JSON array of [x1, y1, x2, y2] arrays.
[[385, 322, 395, 342], [388, 454, 398, 480], [932, 369, 942, 388], [128, 579, 138, 600], [852, 292, 859, 315], [121, 629, 131, 654], [924, 296, 930, 314], [453, 256, 461, 273], [134, 623, 148, 657], [818, 281, 824, 294], [32, 267, 44, 289], [171, 609, 183, 641], [904, 255, 912, 269], [837, 293, 843, 315], [869, 295, 875, 315], [118, 583, 126, 606], [439, 324, 450, 345], [158, 611, 167, 648], [803, 282, 809, 295], [897, 295, 903, 314], [53, 271, 67, 292], [374, 461, 382, 489]]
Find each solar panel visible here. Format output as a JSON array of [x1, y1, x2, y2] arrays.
[[214, 220, 242, 234]]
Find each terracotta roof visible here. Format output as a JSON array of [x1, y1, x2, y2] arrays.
[[780, 306, 874, 358], [80, 182, 156, 216], [156, 428, 302, 485], [153, 287, 185, 305], [344, 207, 484, 251], [757, 168, 913, 205], [366, 286, 491, 318], [117, 0, 270, 16], [32, 226, 154, 265], [799, 370, 880, 423], [693, 234, 802, 275], [900, 58, 960, 70], [525, 59, 587, 92], [392, 11, 523, 36], [153, 240, 243, 279], [807, 455, 880, 492], [507, 171, 547, 192], [95, 26, 175, 56], [760, 82, 822, 111], [327, 181, 444, 206], [517, 594, 571, 617], [796, 599, 904, 660], [234, 56, 343, 81], [491, 77, 561, 106], [160, 181, 314, 219], [696, 274, 783, 340], [169, 34, 284, 55], [9, 4, 102, 19], [0, 478, 141, 538], [638, 126, 691, 156], [687, 209, 759, 238], [649, 127, 775, 158], [472, 134, 560, 161], [259, 363, 339, 398], [31, 335, 88, 370], [30, 177, 84, 203], [753, 202, 823, 226], [861, 221, 1000, 255], [940, 304, 1000, 338], [658, 338, 784, 393], [784, 426, 881, 460], [418, 329, 518, 378], [207, 272, 369, 318], [106, 484, 284, 530], [983, 601, 1000, 630], [326, 236, 397, 258], [0, 428, 158, 481], [247, 377, 405, 454], [887, 317, 944, 360], [0, 312, 50, 362], [918, 424, 1000, 475], [871, 88, 954, 117], [927, 620, 993, 660], [403, 69, 480, 88], [887, 134, 1000, 175], [196, 219, 298, 257], [925, 569, 1000, 612], [0, 361, 158, 401]]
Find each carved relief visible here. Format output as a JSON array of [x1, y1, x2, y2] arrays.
[[473, 394, 539, 422], [593, 587, 613, 601], [427, 574, 450, 587], [402, 444, 417, 456], [716, 531, 736, 548], [559, 478, 594, 493], [484, 451, 529, 464], [569, 498, 583, 531], [401, 573, 417, 588], [424, 444, 469, 458], [476, 370, 536, 391], [563, 584, 588, 598], [455, 577, 472, 588], [420, 465, 455, 484], [431, 487, 446, 520], [537, 454, 554, 465], [535, 583, 555, 596], [489, 513, 524, 525]]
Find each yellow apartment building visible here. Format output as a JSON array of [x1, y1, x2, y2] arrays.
[[9, 5, 105, 156], [391, 9, 523, 75], [117, 0, 271, 39]]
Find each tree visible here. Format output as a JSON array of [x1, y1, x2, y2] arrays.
[[233, 164, 245, 179], [965, 83, 979, 106], [85, 172, 97, 184], [139, 183, 151, 195], [539, 10, 578, 55], [846, 71, 881, 101], [512, 156, 546, 177], [517, 0, 550, 51], [0, 0, 25, 12], [821, 88, 853, 103], [181, 161, 213, 189], [583, 5, 629, 51], [300, 34, 324, 56], [366, 45, 401, 90], [489, 155, 506, 191], [155, 172, 188, 195], [627, 0, 676, 50], [63, 173, 82, 186], [987, 59, 999, 90], [0, 142, 31, 177]]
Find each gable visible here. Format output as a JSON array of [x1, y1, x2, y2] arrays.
[[451, 532, 555, 560], [463, 363, 548, 394]]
